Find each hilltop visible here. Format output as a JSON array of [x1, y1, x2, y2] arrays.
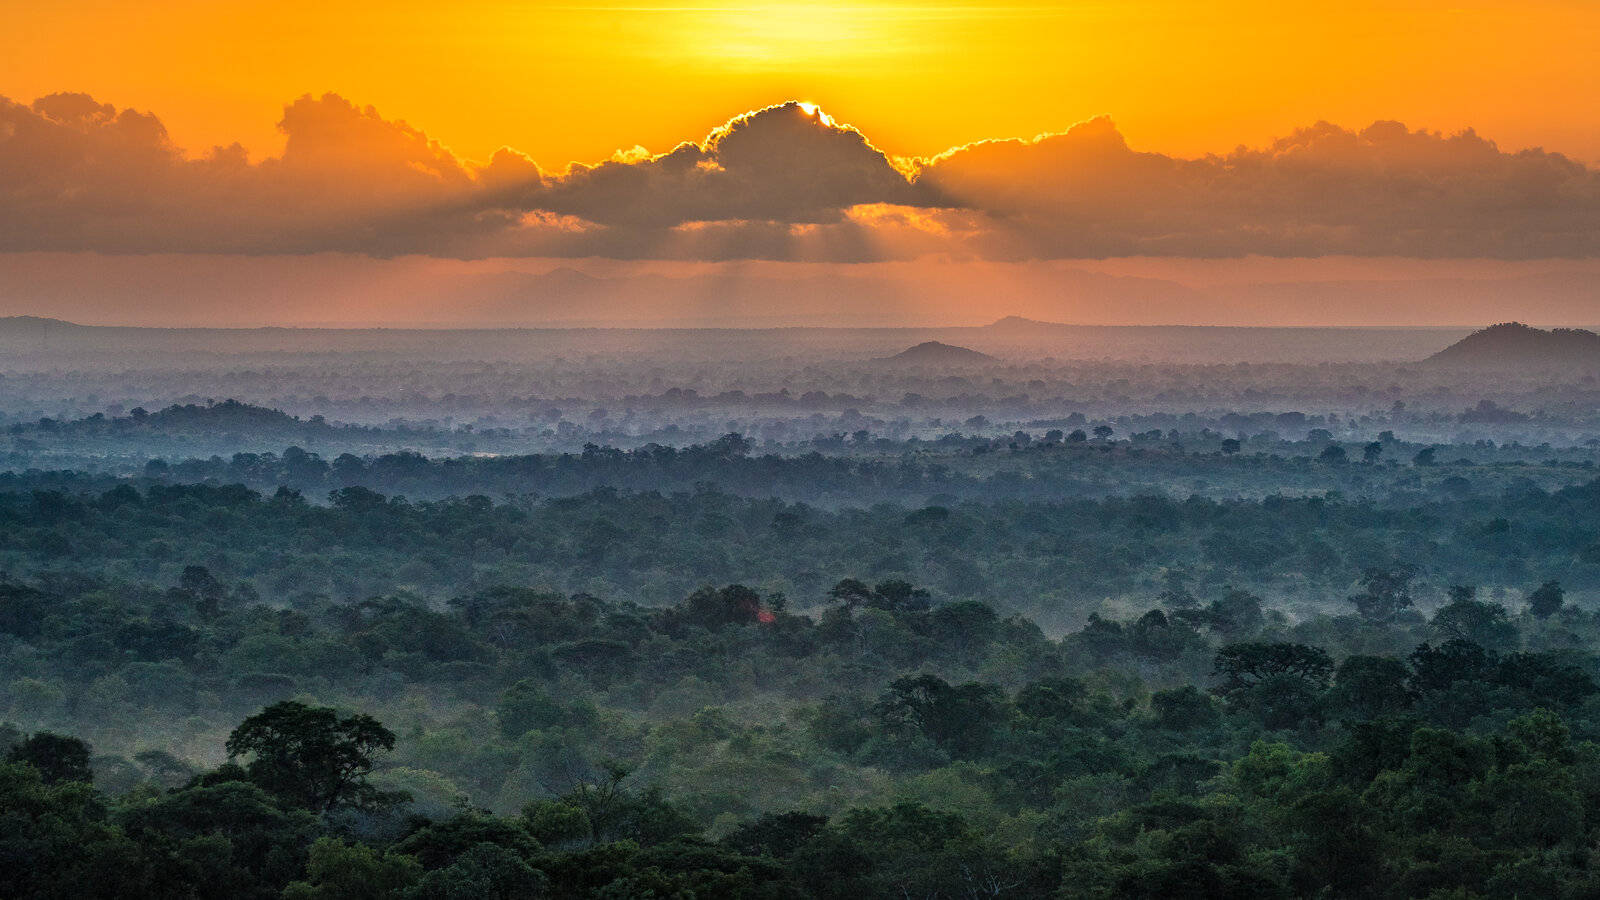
[[0, 315, 86, 332], [1426, 322, 1600, 366], [880, 340, 996, 364]]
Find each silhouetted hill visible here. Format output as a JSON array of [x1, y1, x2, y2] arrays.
[[881, 341, 996, 363], [32, 400, 317, 434], [0, 315, 85, 332], [1425, 322, 1600, 366], [985, 315, 1061, 331], [142, 399, 306, 430]]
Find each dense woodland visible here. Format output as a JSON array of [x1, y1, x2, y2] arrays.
[[8, 457, 1600, 895], [10, 325, 1600, 896], [6, 557, 1600, 897], [4, 457, 1600, 622]]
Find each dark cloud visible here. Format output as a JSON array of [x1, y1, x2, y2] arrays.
[[0, 92, 508, 255], [531, 102, 922, 227], [916, 117, 1600, 257], [0, 92, 1597, 259]]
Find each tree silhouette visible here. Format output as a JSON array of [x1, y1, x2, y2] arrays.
[[226, 701, 400, 813]]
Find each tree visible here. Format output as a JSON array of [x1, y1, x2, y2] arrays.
[[826, 578, 931, 613], [225, 701, 401, 813], [874, 674, 1007, 760], [1362, 441, 1382, 463], [1318, 445, 1347, 464], [497, 680, 597, 739], [118, 780, 320, 894], [706, 431, 753, 458], [281, 838, 422, 900], [870, 579, 932, 612], [1346, 565, 1417, 624], [670, 583, 767, 630], [179, 564, 227, 619], [1325, 655, 1413, 721], [548, 762, 698, 846], [827, 804, 1033, 900], [1212, 643, 1334, 728], [395, 813, 542, 869], [405, 844, 547, 900], [1430, 587, 1517, 650], [1412, 447, 1437, 466], [1407, 639, 1496, 695], [7, 731, 92, 785], [1220, 438, 1241, 455], [1213, 643, 1334, 692], [1173, 589, 1264, 637], [179, 564, 224, 600], [827, 578, 873, 608], [1129, 608, 1190, 661], [0, 761, 147, 897], [721, 811, 830, 859], [1092, 425, 1114, 440], [1527, 580, 1565, 618], [0, 583, 50, 639], [1151, 685, 1221, 731], [927, 600, 999, 660]]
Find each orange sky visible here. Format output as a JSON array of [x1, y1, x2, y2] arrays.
[[6, 0, 1599, 167], [5, 2, 1600, 326]]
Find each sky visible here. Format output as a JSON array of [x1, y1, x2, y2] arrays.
[[3, 0, 1600, 326]]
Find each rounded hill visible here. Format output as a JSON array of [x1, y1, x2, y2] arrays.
[[880, 341, 996, 364], [1426, 322, 1600, 366]]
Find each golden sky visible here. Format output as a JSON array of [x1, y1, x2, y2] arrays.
[[5, 1, 1600, 326], [6, 0, 1599, 167]]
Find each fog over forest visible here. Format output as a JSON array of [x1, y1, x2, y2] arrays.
[[12, 317, 1600, 897]]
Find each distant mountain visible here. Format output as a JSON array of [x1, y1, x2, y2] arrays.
[[985, 315, 1066, 330], [881, 341, 996, 364], [0, 315, 85, 332], [1425, 322, 1600, 366]]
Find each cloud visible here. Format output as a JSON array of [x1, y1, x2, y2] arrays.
[[0, 92, 1598, 259], [532, 101, 922, 227], [0, 92, 513, 255], [916, 116, 1600, 257]]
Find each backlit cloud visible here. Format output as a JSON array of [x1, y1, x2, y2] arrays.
[[916, 116, 1600, 257], [1, 92, 1598, 260]]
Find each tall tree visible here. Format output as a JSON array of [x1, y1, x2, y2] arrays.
[[225, 701, 400, 813]]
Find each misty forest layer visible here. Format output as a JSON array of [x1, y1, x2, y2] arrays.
[[9, 322, 1600, 897]]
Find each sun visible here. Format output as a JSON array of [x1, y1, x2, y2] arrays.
[[795, 101, 836, 126]]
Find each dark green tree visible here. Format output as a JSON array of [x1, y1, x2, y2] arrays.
[[1325, 655, 1413, 721], [7, 731, 92, 785], [1526, 580, 1565, 618], [1346, 565, 1417, 624], [1430, 587, 1517, 650], [225, 701, 400, 813], [1212, 642, 1334, 728]]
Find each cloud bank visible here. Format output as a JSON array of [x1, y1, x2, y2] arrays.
[[2, 92, 1597, 260]]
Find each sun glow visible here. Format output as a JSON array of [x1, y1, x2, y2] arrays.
[[795, 101, 835, 126], [4, 1, 1600, 173]]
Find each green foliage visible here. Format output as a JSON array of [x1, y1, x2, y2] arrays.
[[1348, 565, 1418, 624], [8, 459, 1600, 895], [282, 838, 423, 900], [7, 732, 93, 785], [226, 701, 403, 813]]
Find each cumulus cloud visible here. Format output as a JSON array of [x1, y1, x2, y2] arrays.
[[0, 92, 513, 255], [532, 102, 922, 227], [1, 91, 1598, 259], [916, 116, 1600, 257]]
